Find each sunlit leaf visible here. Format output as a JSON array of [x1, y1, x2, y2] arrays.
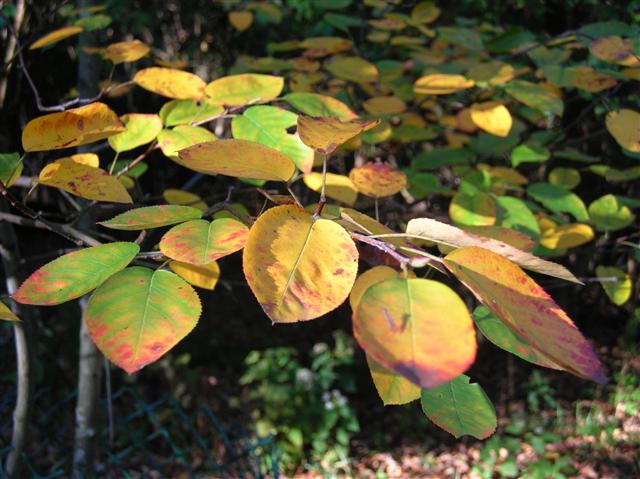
[[157, 125, 217, 158], [169, 260, 220, 290], [527, 182, 589, 221], [99, 205, 202, 230], [30, 26, 83, 50], [540, 223, 594, 249], [414, 74, 474, 95], [108, 114, 163, 153], [205, 74, 284, 106], [14, 242, 139, 305], [511, 143, 550, 167], [473, 306, 560, 368], [0, 152, 23, 187], [229, 11, 253, 31], [0, 302, 19, 322], [406, 217, 578, 282], [243, 205, 358, 323], [232, 106, 314, 173], [588, 194, 635, 231], [85, 267, 200, 373], [159, 100, 224, 127], [38, 158, 132, 203], [326, 56, 378, 83], [449, 192, 496, 226], [421, 375, 496, 439], [303, 172, 358, 205], [177, 139, 296, 181], [605, 109, 640, 153], [160, 219, 249, 265], [105, 39, 150, 64], [283, 92, 357, 120], [469, 102, 512, 137], [349, 162, 407, 198], [163, 189, 207, 212], [22, 102, 125, 152], [297, 115, 379, 154], [134, 67, 206, 99], [354, 277, 476, 388], [444, 246, 606, 384], [596, 266, 632, 306]]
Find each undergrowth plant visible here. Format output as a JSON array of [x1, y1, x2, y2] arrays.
[[1, 1, 638, 472]]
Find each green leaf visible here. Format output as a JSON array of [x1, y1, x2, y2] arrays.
[[595, 266, 632, 306], [85, 267, 201, 373], [231, 106, 314, 173], [527, 182, 589, 221], [405, 171, 451, 199], [421, 374, 497, 439], [0, 152, 23, 187], [588, 194, 635, 231], [473, 306, 560, 368], [468, 132, 520, 155], [157, 125, 217, 158], [74, 14, 111, 31], [505, 80, 563, 116], [160, 219, 249, 265], [511, 143, 550, 167], [283, 92, 357, 120], [411, 148, 474, 170], [13, 242, 139, 305], [496, 196, 541, 240], [99, 205, 203, 230], [108, 114, 163, 153], [548, 167, 581, 190], [159, 99, 224, 127]]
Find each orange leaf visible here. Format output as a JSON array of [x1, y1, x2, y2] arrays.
[[349, 162, 407, 198], [297, 116, 379, 154]]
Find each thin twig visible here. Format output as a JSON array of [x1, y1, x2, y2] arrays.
[[0, 211, 101, 247]]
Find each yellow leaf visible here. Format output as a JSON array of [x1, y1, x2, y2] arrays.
[[467, 61, 515, 85], [30, 26, 83, 50], [100, 80, 134, 98], [134, 67, 206, 99], [169, 261, 220, 290], [22, 102, 125, 152], [303, 172, 356, 205], [243, 205, 359, 323], [414, 74, 474, 95], [0, 301, 19, 322], [349, 162, 407, 198], [606, 109, 640, 153], [105, 39, 150, 64], [449, 192, 496, 226], [299, 37, 353, 57], [589, 36, 639, 67], [540, 224, 594, 250], [163, 189, 208, 212], [297, 116, 379, 154], [205, 74, 284, 106], [38, 158, 132, 203], [177, 139, 296, 181], [229, 11, 253, 31], [469, 102, 512, 137], [363, 96, 407, 116], [64, 153, 99, 168], [621, 67, 640, 81], [325, 56, 379, 83], [596, 266, 632, 306], [366, 355, 421, 405]]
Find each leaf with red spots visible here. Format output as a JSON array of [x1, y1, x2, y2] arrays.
[[160, 219, 249, 265], [406, 217, 580, 283], [84, 267, 201, 373], [21, 102, 125, 152], [99, 205, 202, 231], [13, 242, 139, 306], [243, 205, 359, 323], [297, 115, 380, 154], [421, 374, 497, 439], [353, 277, 477, 388], [444, 247, 606, 384], [349, 162, 407, 198], [38, 158, 132, 204]]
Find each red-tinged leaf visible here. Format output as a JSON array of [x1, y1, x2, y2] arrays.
[[349, 162, 407, 198], [243, 205, 359, 323], [297, 116, 380, 154], [85, 267, 201, 373], [444, 246, 606, 384], [353, 277, 477, 388], [13, 242, 139, 305], [99, 205, 202, 231], [22, 102, 125, 152], [160, 219, 249, 265], [421, 375, 497, 439], [406, 217, 580, 283]]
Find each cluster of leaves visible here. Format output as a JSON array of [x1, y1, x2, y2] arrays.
[[2, 0, 639, 441]]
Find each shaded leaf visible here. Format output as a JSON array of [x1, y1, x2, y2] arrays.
[[505, 80, 563, 116], [160, 219, 249, 265], [105, 39, 150, 64], [606, 109, 640, 153], [229, 11, 253, 31], [421, 375, 497, 439], [14, 242, 139, 305], [30, 26, 83, 50], [414, 74, 474, 95], [22, 102, 125, 152], [0, 302, 19, 322], [243, 205, 358, 323], [85, 267, 200, 373], [303, 172, 358, 205], [177, 139, 296, 181], [349, 162, 407, 198], [297, 115, 379, 154], [0, 152, 23, 187], [444, 246, 606, 384], [283, 92, 357, 120], [99, 205, 202, 230], [325, 56, 378, 83], [163, 189, 207, 212], [527, 182, 589, 221]]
